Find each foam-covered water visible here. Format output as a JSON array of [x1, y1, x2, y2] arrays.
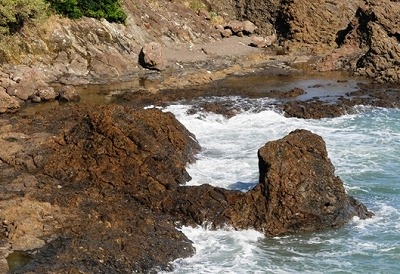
[[162, 100, 400, 273]]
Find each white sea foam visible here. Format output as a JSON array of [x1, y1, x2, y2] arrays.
[[163, 102, 400, 273], [165, 226, 265, 274]]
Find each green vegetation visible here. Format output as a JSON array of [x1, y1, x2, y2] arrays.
[[0, 0, 127, 35], [46, 0, 127, 23], [188, 0, 207, 11], [0, 0, 48, 34]]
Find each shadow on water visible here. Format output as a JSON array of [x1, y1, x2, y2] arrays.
[[229, 181, 258, 192]]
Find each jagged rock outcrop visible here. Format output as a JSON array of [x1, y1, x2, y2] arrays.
[[276, 0, 363, 53], [317, 0, 400, 83], [1, 105, 372, 272], [353, 0, 400, 83], [162, 129, 372, 236], [2, 105, 201, 273], [256, 129, 372, 234], [232, 0, 280, 35]]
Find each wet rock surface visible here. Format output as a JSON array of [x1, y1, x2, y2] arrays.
[[0, 0, 399, 272], [256, 129, 373, 234], [0, 104, 372, 273], [2, 104, 200, 273], [117, 71, 400, 119]]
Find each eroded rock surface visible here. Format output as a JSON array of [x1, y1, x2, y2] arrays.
[[1, 105, 372, 273], [256, 129, 373, 234], [316, 0, 400, 83], [2, 105, 200, 273], [161, 129, 372, 236]]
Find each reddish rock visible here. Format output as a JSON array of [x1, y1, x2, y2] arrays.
[[249, 34, 277, 48], [139, 42, 167, 71], [227, 20, 245, 34], [233, 0, 278, 35], [0, 104, 372, 272], [243, 20, 257, 34], [353, 1, 400, 83], [225, 20, 257, 36], [221, 28, 233, 38], [276, 0, 363, 53], [37, 86, 58, 101]]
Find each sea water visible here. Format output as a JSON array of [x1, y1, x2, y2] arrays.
[[161, 99, 400, 274]]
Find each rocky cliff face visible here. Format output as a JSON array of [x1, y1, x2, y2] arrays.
[[0, 0, 220, 83], [317, 0, 400, 83], [277, 0, 363, 53], [0, 0, 399, 115], [1, 0, 399, 85]]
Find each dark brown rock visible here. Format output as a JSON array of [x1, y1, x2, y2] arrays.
[[353, 1, 400, 83], [233, 0, 279, 35], [257, 129, 372, 235], [159, 128, 371, 236], [0, 104, 372, 272], [163, 129, 372, 236], [3, 105, 200, 273], [276, 0, 363, 53], [266, 87, 306, 98]]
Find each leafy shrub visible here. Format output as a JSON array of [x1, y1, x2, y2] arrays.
[[46, 0, 127, 23], [0, 0, 49, 34]]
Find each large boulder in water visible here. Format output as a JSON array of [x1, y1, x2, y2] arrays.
[[257, 129, 373, 235], [161, 129, 373, 236]]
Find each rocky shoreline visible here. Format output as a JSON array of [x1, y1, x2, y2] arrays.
[[1, 103, 373, 273], [1, 0, 399, 272], [0, 0, 399, 115]]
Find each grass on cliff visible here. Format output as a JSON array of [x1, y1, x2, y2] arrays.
[[0, 0, 126, 35], [0, 0, 49, 35], [46, 0, 127, 23]]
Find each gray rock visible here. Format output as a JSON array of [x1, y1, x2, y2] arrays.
[[249, 36, 268, 48], [220, 28, 233, 38], [37, 86, 58, 101], [57, 85, 80, 102]]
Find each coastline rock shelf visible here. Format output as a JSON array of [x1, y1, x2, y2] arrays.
[[1, 105, 372, 273]]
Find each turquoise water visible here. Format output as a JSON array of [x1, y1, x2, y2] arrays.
[[162, 102, 400, 274]]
